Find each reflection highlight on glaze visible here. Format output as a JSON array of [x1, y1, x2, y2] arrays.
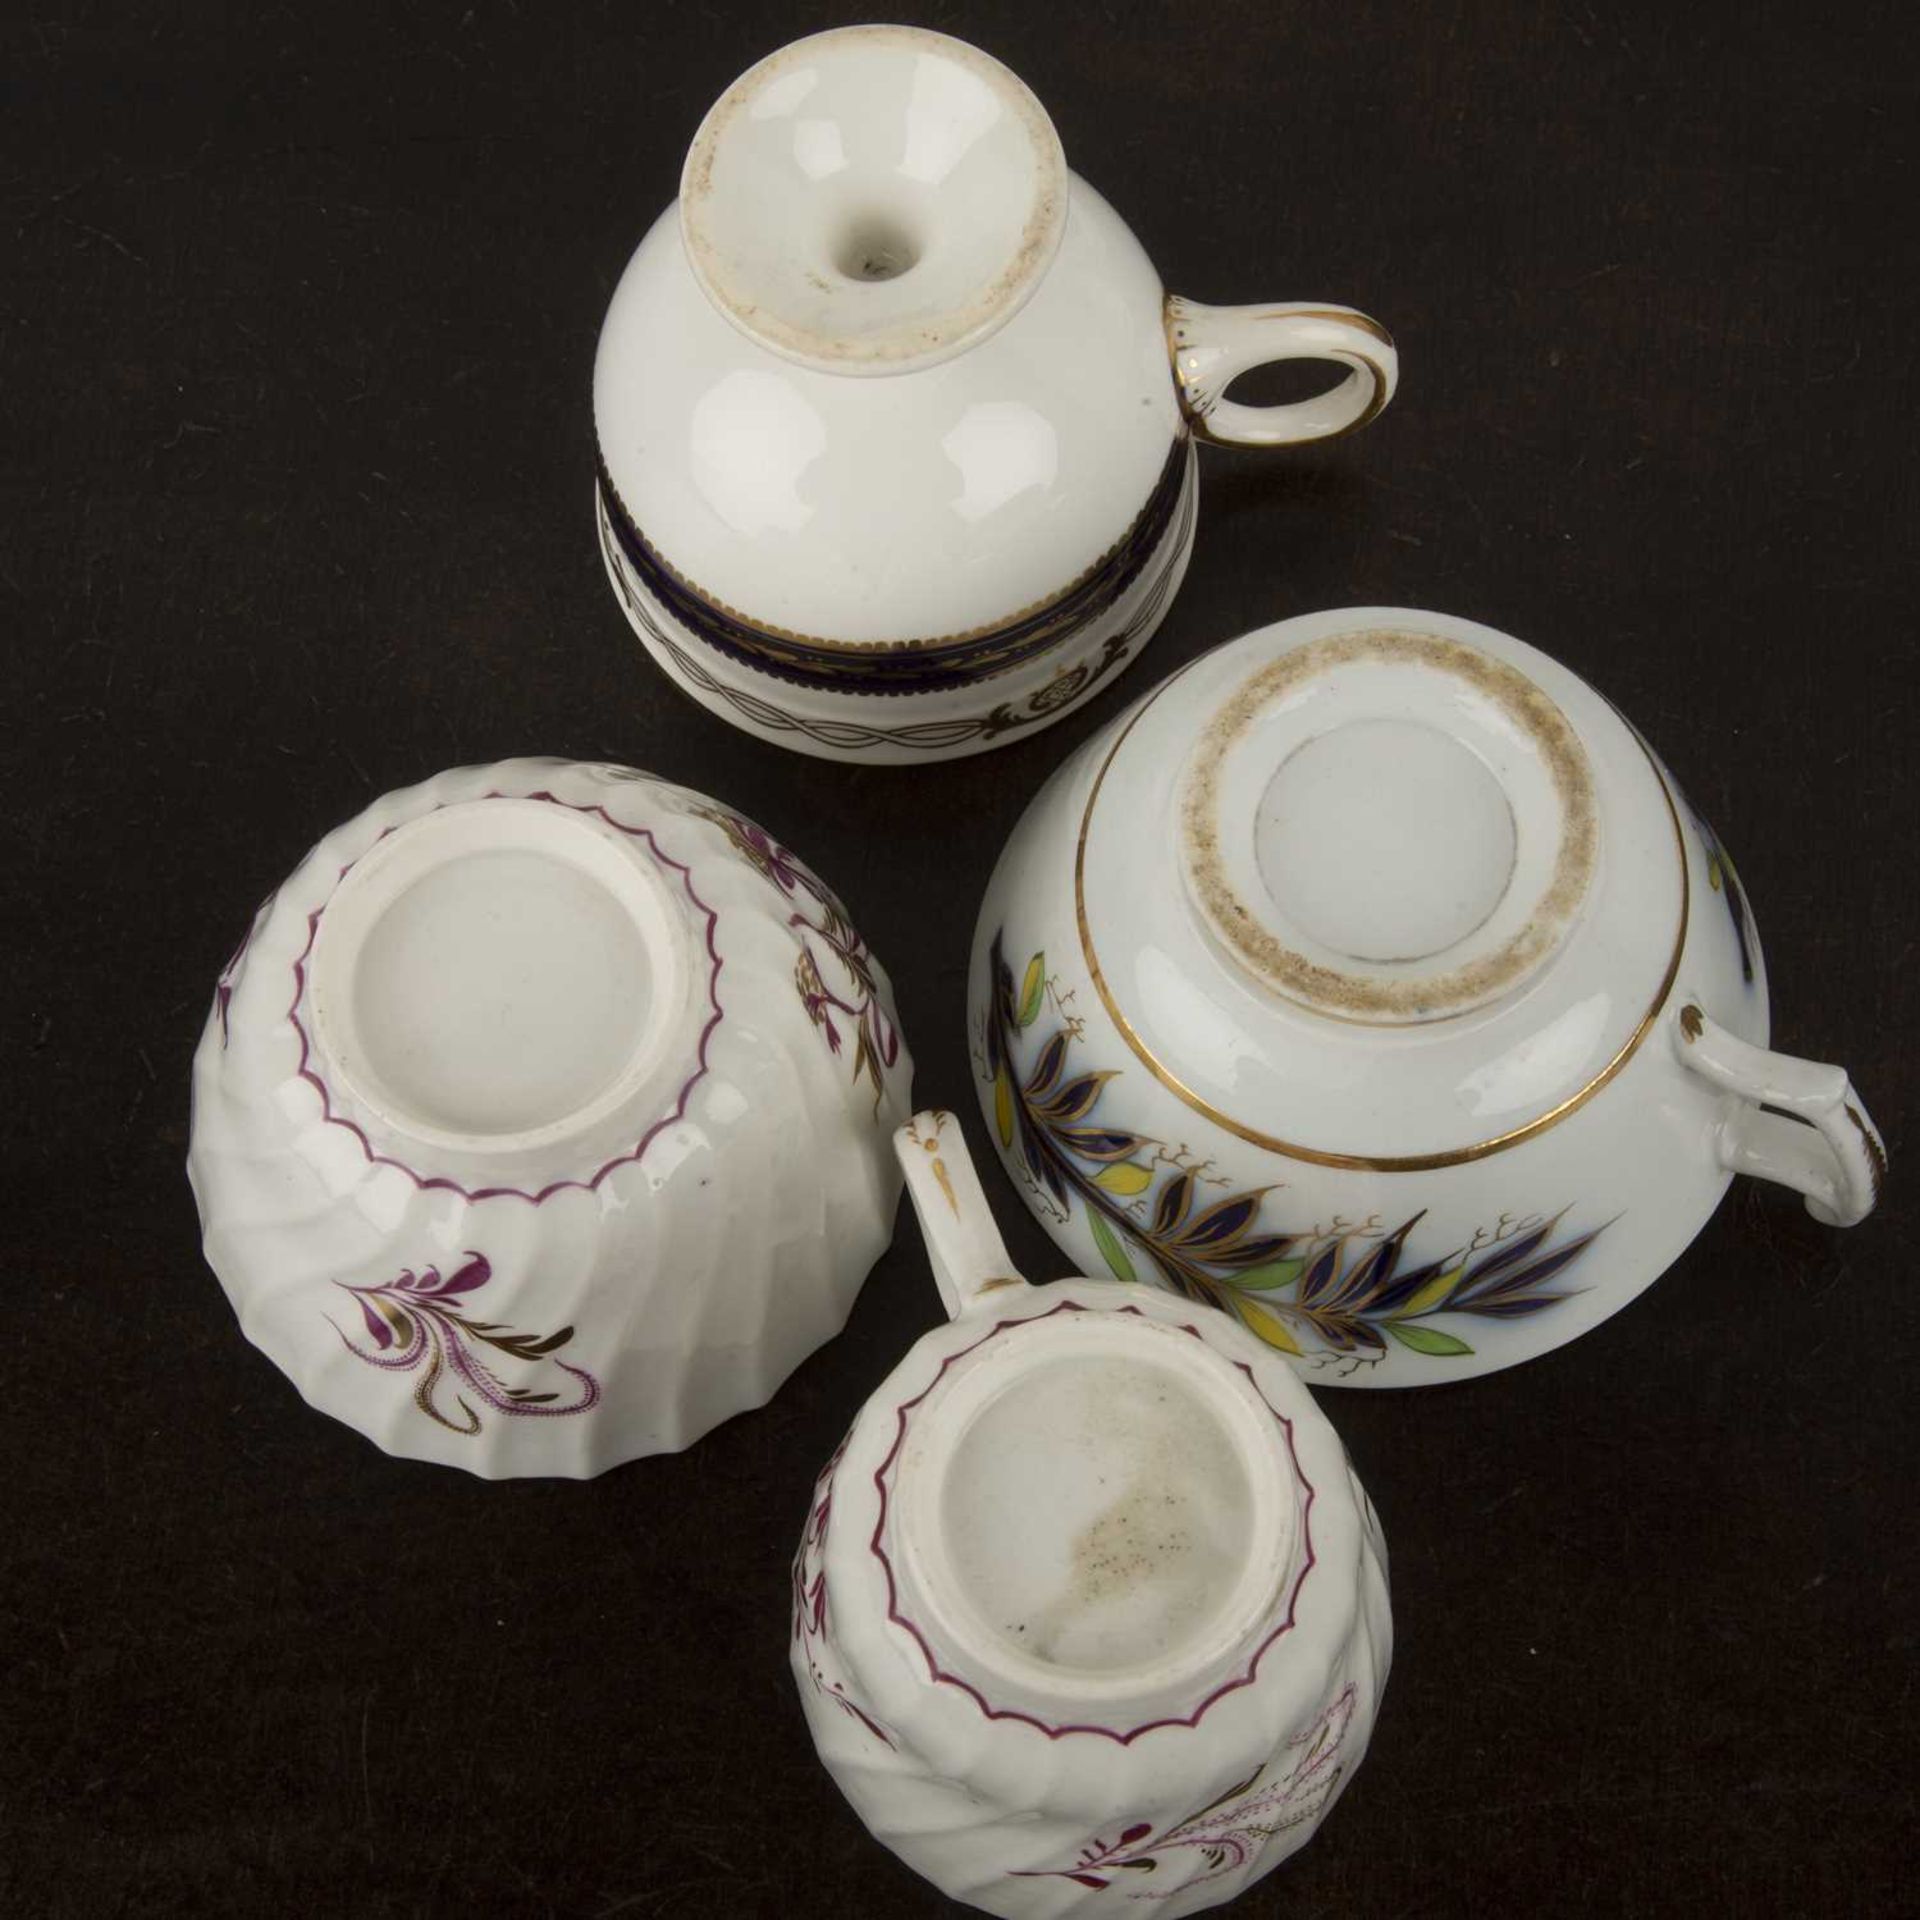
[[792, 117, 847, 181], [1136, 936, 1621, 1138], [901, 54, 1002, 184], [750, 66, 818, 121], [1134, 944, 1264, 1088], [943, 400, 1058, 524], [690, 371, 825, 536], [1455, 991, 1611, 1121]]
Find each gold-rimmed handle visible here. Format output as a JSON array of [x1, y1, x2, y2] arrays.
[[1675, 1005, 1886, 1227], [1165, 296, 1398, 447], [895, 1110, 1031, 1319]]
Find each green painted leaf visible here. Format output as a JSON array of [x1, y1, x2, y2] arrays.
[[1087, 1208, 1137, 1283], [1093, 1161, 1153, 1197], [1236, 1297, 1303, 1355], [993, 1066, 1014, 1148], [1221, 1256, 1307, 1295], [1386, 1321, 1474, 1357], [1017, 955, 1046, 1028]]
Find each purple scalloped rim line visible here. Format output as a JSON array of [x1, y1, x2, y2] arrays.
[[868, 1300, 1320, 1745], [282, 788, 725, 1204]]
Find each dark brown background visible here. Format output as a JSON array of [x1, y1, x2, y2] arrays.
[[4, 2, 1915, 1914]]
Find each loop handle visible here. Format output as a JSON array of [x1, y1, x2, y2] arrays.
[[1166, 296, 1398, 447], [895, 1110, 1031, 1319], [1675, 1005, 1886, 1227]]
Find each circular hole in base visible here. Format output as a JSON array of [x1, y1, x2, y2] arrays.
[[834, 212, 920, 282]]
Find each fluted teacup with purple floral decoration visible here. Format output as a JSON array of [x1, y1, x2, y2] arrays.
[[793, 1109, 1390, 1917], [188, 757, 911, 1477]]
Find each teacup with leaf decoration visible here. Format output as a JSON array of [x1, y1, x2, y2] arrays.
[[971, 607, 1886, 1385]]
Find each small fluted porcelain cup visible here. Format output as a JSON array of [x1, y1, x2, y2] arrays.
[[970, 608, 1886, 1386], [188, 759, 911, 1476], [595, 25, 1396, 763], [792, 1110, 1390, 1918]]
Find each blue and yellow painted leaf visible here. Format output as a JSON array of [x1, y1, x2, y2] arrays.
[[1023, 1031, 1069, 1100], [1392, 1263, 1464, 1319], [1176, 1191, 1269, 1253], [981, 928, 1605, 1369], [1152, 1168, 1197, 1235], [1056, 1124, 1146, 1163], [1235, 1297, 1304, 1355], [1038, 1072, 1117, 1125]]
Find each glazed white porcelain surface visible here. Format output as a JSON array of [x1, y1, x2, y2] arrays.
[[187, 759, 912, 1476], [593, 25, 1396, 761], [793, 1111, 1389, 1918], [970, 607, 1886, 1386]]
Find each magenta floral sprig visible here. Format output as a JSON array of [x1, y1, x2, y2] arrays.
[[213, 890, 275, 1046], [1013, 1684, 1357, 1897], [327, 1253, 600, 1435], [791, 1436, 894, 1749], [698, 806, 901, 1106]]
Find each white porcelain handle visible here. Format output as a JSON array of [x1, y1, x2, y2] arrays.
[[895, 1110, 1030, 1319], [1165, 296, 1398, 447], [1675, 1005, 1887, 1227]]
